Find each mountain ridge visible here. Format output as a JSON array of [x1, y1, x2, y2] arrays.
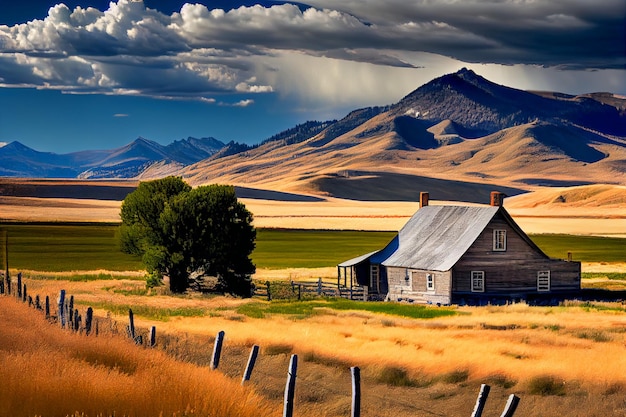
[[178, 69, 626, 197], [2, 69, 625, 203], [0, 136, 226, 179]]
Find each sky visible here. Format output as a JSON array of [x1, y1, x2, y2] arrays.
[[0, 0, 624, 153]]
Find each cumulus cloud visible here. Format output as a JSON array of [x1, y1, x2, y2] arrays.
[[0, 0, 623, 106], [231, 99, 254, 107]]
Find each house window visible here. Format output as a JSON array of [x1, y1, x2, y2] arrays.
[[493, 230, 507, 251], [471, 271, 485, 292], [537, 271, 550, 292], [426, 273, 435, 291], [370, 264, 379, 292]]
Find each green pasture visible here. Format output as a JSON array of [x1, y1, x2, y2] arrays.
[[0, 224, 143, 272], [0, 224, 623, 272], [529, 234, 625, 263], [236, 298, 457, 319], [253, 229, 395, 268]]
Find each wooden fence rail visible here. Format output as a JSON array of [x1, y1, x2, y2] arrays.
[[2, 272, 521, 417], [256, 278, 368, 301]]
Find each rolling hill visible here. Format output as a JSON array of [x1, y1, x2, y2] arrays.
[[178, 69, 626, 202], [3, 69, 625, 205]]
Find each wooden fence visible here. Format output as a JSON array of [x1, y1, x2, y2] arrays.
[[255, 278, 368, 301], [1, 271, 521, 417]]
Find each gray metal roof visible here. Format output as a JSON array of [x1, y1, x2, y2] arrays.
[[376, 205, 500, 271]]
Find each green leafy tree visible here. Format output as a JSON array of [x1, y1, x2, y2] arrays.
[[119, 177, 256, 296]]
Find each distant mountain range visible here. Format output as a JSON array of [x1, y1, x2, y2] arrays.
[[3, 68, 626, 203], [172, 68, 626, 201], [0, 136, 225, 178]]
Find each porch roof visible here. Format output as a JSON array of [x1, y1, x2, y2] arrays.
[[337, 250, 380, 268]]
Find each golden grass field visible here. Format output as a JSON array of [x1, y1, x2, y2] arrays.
[[0, 294, 275, 417], [2, 179, 626, 416], [2, 181, 626, 236], [11, 275, 626, 417]]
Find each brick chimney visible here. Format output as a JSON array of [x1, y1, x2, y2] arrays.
[[490, 191, 505, 207], [420, 192, 429, 208]]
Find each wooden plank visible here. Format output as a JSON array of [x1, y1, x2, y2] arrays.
[[471, 384, 491, 417], [211, 330, 225, 370], [242, 345, 260, 385], [283, 354, 298, 417]]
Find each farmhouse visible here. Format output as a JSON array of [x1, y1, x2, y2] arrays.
[[338, 192, 581, 305]]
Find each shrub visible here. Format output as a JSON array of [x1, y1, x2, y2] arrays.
[[486, 374, 517, 389], [301, 351, 351, 369], [528, 375, 566, 396], [576, 330, 612, 342], [441, 369, 469, 384], [376, 366, 430, 387], [264, 343, 294, 356]]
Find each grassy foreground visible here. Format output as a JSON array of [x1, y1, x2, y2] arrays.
[[1, 224, 624, 272], [0, 296, 275, 417], [14, 274, 626, 417]]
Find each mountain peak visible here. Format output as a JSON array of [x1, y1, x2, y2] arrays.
[[438, 67, 492, 89], [455, 67, 477, 77]]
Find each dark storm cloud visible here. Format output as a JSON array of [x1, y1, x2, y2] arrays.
[[307, 0, 625, 69], [0, 0, 622, 99]]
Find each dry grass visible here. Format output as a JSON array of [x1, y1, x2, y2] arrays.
[[17, 274, 626, 417], [0, 296, 276, 417], [3, 179, 626, 236]]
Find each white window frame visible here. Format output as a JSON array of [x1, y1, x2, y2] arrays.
[[471, 271, 485, 293], [493, 229, 507, 251], [426, 273, 435, 292], [537, 271, 551, 292]]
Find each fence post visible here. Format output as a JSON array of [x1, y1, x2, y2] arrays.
[[317, 278, 322, 295], [73, 308, 80, 332], [17, 272, 21, 299], [266, 281, 271, 301], [499, 394, 520, 417], [35, 295, 41, 310], [211, 330, 225, 370], [283, 354, 298, 417], [3, 231, 8, 294], [242, 344, 260, 385], [57, 290, 66, 328], [45, 296, 50, 318], [68, 295, 74, 329], [85, 307, 93, 335], [22, 283, 27, 303], [149, 326, 156, 347], [298, 284, 302, 300], [470, 384, 491, 417], [128, 309, 135, 340], [351, 366, 361, 417]]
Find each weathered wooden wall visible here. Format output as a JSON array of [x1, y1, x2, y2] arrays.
[[386, 267, 451, 305], [452, 213, 580, 296]]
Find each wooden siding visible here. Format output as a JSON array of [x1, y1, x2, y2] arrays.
[[387, 267, 451, 305], [452, 212, 580, 295]]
